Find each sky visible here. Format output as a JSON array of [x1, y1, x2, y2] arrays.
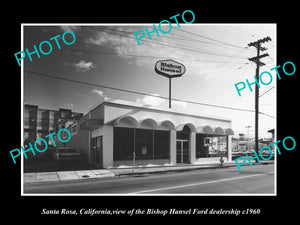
[[22, 24, 276, 138]]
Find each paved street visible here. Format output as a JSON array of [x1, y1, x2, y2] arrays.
[[24, 164, 274, 194]]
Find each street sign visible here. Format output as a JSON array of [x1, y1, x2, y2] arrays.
[[155, 59, 186, 78]]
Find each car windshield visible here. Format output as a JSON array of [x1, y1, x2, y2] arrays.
[[57, 149, 77, 153]]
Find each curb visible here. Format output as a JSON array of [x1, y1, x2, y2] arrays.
[[24, 161, 274, 183], [113, 163, 237, 176], [24, 169, 115, 184], [114, 161, 274, 176]]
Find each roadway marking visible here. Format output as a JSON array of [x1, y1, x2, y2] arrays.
[[129, 172, 273, 194]]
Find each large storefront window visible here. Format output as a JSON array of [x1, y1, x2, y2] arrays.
[[113, 127, 170, 161], [196, 134, 228, 158], [135, 129, 153, 160], [113, 127, 134, 160], [154, 130, 170, 159]]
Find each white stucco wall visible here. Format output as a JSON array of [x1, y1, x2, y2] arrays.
[[103, 102, 232, 130], [75, 100, 233, 168]]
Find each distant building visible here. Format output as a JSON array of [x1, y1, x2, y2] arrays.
[[232, 138, 273, 152], [268, 129, 275, 149], [23, 104, 83, 149], [63, 99, 235, 168]]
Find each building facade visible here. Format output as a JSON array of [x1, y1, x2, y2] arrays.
[[24, 104, 83, 149], [65, 100, 234, 168]]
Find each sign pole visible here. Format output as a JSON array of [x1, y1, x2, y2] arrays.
[[169, 77, 171, 108], [154, 59, 186, 109]]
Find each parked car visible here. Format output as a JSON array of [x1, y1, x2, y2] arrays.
[[261, 148, 272, 154], [53, 147, 82, 163]]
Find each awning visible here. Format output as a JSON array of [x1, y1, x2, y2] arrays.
[[114, 116, 139, 128], [197, 125, 214, 134]]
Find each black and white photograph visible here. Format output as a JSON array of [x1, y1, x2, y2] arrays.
[[21, 24, 276, 195]]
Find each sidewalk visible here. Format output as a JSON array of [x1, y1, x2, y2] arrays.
[[23, 160, 274, 184], [24, 169, 115, 183]]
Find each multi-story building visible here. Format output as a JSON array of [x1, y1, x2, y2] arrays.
[[23, 104, 83, 150]]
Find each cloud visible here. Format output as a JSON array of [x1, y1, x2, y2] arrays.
[[136, 94, 189, 109], [91, 89, 104, 97], [85, 27, 136, 47], [83, 26, 246, 79], [83, 26, 217, 73], [136, 94, 166, 106], [84, 26, 170, 67], [172, 101, 188, 108], [73, 60, 95, 72], [60, 26, 81, 33], [85, 31, 111, 46], [66, 103, 74, 108]]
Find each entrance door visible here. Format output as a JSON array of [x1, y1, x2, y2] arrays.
[[176, 140, 189, 164], [90, 136, 103, 168]]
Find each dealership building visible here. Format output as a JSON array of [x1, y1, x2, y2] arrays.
[[65, 99, 234, 168]]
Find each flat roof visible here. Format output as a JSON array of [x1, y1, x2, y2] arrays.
[[90, 98, 232, 122]]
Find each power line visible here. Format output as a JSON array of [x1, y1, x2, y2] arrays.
[[65, 48, 245, 64], [267, 55, 274, 61], [24, 70, 275, 118], [214, 27, 255, 50], [97, 28, 248, 60], [259, 86, 274, 97], [258, 112, 275, 118], [225, 27, 255, 42], [105, 27, 253, 53], [172, 27, 253, 52], [103, 27, 215, 44]]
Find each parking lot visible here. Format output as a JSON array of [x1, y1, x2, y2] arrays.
[[25, 159, 93, 173], [232, 150, 275, 160], [24, 156, 100, 173], [23, 149, 97, 173]]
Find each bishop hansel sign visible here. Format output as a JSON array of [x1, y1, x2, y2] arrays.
[[154, 59, 186, 108], [155, 59, 186, 78]]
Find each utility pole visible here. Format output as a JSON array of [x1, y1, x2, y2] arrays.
[[248, 37, 271, 158]]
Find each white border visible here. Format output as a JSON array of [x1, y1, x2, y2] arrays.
[[21, 24, 24, 195], [21, 23, 277, 196]]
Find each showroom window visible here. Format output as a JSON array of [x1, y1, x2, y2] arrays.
[[196, 134, 228, 158], [113, 127, 170, 161], [154, 130, 170, 159], [113, 127, 134, 160], [135, 128, 154, 160]]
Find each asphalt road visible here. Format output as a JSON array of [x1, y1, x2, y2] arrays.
[[24, 164, 274, 194]]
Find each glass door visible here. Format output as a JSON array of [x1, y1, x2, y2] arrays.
[[176, 140, 189, 164], [182, 140, 189, 163], [90, 136, 103, 168], [176, 140, 182, 163]]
